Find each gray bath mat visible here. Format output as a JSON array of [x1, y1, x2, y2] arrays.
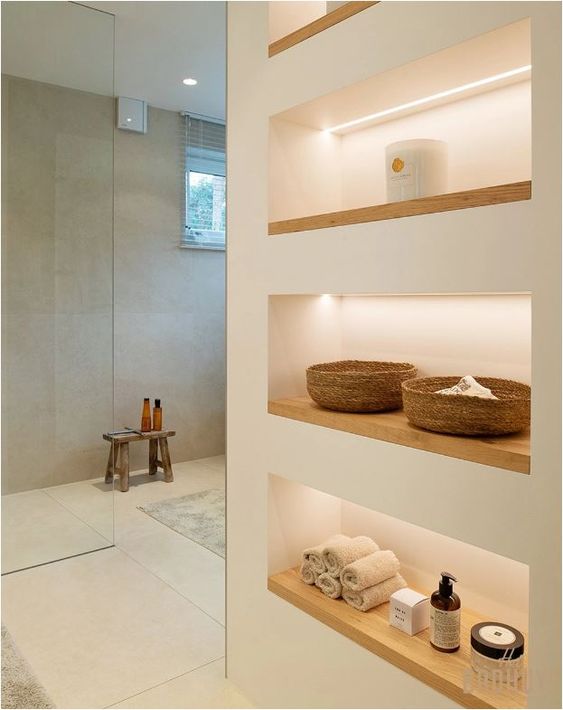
[[138, 489, 225, 557], [1, 625, 55, 709]]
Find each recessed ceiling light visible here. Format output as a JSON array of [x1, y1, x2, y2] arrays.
[[182, 78, 198, 86]]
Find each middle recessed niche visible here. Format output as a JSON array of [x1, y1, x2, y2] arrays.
[[268, 293, 531, 473]]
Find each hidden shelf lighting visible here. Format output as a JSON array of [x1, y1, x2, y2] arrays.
[[325, 65, 532, 133]]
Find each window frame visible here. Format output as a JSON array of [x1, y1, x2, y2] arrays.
[[181, 117, 226, 251]]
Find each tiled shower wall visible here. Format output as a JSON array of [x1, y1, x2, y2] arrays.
[[2, 78, 225, 492], [1, 75, 114, 493], [113, 105, 225, 472]]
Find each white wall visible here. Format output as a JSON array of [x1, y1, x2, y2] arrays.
[[269, 118, 342, 221], [270, 81, 531, 221], [269, 1, 327, 43], [228, 2, 561, 707], [268, 473, 341, 574], [341, 81, 531, 210], [269, 294, 342, 399], [340, 294, 531, 382], [268, 474, 530, 632], [269, 293, 531, 400], [340, 500, 529, 632]]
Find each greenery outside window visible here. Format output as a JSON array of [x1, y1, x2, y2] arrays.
[[182, 114, 226, 250]]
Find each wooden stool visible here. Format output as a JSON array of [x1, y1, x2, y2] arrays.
[[103, 430, 176, 492]]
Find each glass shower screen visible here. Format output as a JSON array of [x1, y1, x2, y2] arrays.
[[1, 1, 115, 573]]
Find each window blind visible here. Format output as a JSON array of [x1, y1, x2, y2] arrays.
[[185, 115, 226, 176], [182, 114, 226, 249]]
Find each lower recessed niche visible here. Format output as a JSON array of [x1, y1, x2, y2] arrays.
[[268, 292, 531, 473], [268, 474, 529, 709]]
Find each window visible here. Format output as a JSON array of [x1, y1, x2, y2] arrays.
[[182, 115, 226, 249]]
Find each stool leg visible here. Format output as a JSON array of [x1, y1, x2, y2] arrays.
[[159, 438, 174, 483], [149, 439, 158, 475], [119, 442, 130, 492], [105, 443, 117, 484]]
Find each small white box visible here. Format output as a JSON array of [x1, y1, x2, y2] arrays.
[[117, 97, 148, 133], [389, 588, 430, 636]]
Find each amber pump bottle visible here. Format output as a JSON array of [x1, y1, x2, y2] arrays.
[[430, 572, 461, 653], [153, 399, 162, 431], [141, 398, 152, 432]]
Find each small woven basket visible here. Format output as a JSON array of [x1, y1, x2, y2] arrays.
[[402, 376, 530, 436], [306, 360, 417, 413]]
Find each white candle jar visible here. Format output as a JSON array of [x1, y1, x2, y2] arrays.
[[385, 139, 448, 202]]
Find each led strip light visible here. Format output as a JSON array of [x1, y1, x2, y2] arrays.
[[325, 64, 532, 133]]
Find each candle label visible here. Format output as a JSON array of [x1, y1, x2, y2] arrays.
[[389, 157, 415, 186]]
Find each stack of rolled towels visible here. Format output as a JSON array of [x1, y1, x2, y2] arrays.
[[300, 534, 406, 612]]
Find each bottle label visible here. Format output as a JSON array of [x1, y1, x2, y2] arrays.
[[430, 607, 460, 649]]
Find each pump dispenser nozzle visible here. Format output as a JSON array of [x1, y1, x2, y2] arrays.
[[439, 571, 458, 597]]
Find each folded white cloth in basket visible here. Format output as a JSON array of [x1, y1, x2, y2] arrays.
[[300, 561, 318, 585], [323, 536, 379, 578], [340, 550, 400, 591], [343, 574, 407, 612], [436, 375, 497, 399], [315, 572, 342, 599], [302, 534, 350, 574]]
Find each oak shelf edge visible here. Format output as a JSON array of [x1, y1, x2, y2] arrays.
[[268, 568, 527, 709], [268, 181, 532, 236], [268, 396, 530, 474], [268, 2, 379, 58]]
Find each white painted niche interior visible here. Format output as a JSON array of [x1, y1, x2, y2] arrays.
[[268, 473, 529, 632], [268, 293, 531, 401], [269, 18, 531, 222], [268, 2, 347, 44]]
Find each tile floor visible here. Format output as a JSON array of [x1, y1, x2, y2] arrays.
[[1, 456, 253, 709], [1, 488, 111, 574]]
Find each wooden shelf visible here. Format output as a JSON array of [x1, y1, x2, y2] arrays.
[[268, 2, 378, 58], [268, 397, 530, 474], [268, 181, 531, 235], [269, 568, 527, 709]]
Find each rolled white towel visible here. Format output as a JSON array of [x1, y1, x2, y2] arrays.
[[341, 550, 400, 592], [316, 572, 342, 599], [323, 536, 379, 578], [436, 375, 497, 400], [343, 574, 407, 612], [303, 534, 350, 574], [300, 561, 318, 585]]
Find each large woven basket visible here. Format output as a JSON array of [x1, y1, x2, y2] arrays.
[[306, 360, 417, 413], [402, 376, 530, 436]]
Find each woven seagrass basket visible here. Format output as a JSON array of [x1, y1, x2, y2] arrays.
[[401, 376, 531, 436], [306, 360, 417, 413]]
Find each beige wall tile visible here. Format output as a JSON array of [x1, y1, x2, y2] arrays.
[[1, 314, 56, 492], [114, 106, 225, 470], [1, 76, 114, 493], [2, 86, 225, 494]]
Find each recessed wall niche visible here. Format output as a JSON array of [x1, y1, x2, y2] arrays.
[[267, 473, 529, 709], [268, 293, 531, 473], [269, 18, 531, 232]]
